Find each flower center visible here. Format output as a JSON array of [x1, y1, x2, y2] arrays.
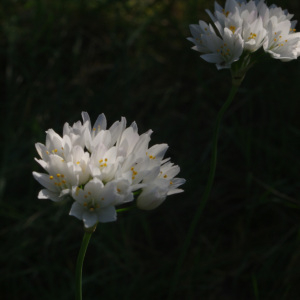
[[229, 26, 236, 34], [216, 43, 231, 58], [99, 158, 108, 168], [248, 32, 257, 40], [131, 167, 138, 180], [222, 9, 229, 17], [49, 173, 67, 188]]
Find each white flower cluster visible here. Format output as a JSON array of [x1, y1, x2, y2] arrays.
[[33, 112, 185, 228], [188, 0, 300, 70]]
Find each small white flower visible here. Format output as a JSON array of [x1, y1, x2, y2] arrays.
[[263, 18, 300, 61], [137, 162, 185, 210], [70, 178, 118, 228], [188, 21, 244, 70]]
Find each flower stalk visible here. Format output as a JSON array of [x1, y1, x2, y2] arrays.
[[168, 84, 239, 299], [75, 229, 95, 300]]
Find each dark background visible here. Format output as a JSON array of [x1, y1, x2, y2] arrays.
[[1, 0, 300, 299]]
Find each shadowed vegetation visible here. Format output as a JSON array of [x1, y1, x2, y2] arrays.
[[1, 0, 300, 299]]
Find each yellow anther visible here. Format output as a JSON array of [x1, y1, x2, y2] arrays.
[[285, 40, 288, 42], [62, 180, 66, 184], [222, 9, 229, 17], [61, 174, 64, 178], [133, 171, 137, 175], [89, 207, 95, 212], [49, 176, 54, 180], [105, 158, 107, 162], [117, 188, 121, 193], [46, 151, 49, 155], [104, 163, 107, 167], [61, 147, 64, 150], [132, 176, 135, 180], [274, 38, 277, 41], [56, 174, 61, 177], [93, 128, 96, 131], [131, 167, 134, 170], [84, 195, 88, 198], [61, 159, 65, 162], [164, 175, 167, 178], [83, 202, 88, 206], [249, 33, 257, 40], [170, 181, 173, 185], [88, 192, 91, 195], [229, 26, 236, 33], [54, 149, 58, 153], [99, 159, 103, 163], [76, 161, 80, 165]]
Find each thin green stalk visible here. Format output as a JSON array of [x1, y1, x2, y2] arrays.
[[167, 84, 239, 299], [75, 230, 93, 300]]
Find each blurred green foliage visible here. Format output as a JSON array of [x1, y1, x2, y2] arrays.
[[1, 0, 300, 299]]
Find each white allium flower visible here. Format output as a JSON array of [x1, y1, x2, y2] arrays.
[[188, 0, 300, 73], [33, 112, 185, 228], [137, 162, 185, 210], [70, 178, 119, 227]]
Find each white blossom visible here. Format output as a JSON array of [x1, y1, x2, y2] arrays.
[[33, 112, 185, 228], [188, 0, 300, 71]]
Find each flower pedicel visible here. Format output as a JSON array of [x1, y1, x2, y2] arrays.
[[33, 112, 185, 228]]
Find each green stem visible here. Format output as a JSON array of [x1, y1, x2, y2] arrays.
[[75, 230, 93, 300], [167, 84, 239, 299]]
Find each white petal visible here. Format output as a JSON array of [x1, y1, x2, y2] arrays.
[[38, 189, 61, 201], [93, 113, 107, 132], [32, 172, 58, 192], [97, 206, 117, 223], [83, 211, 99, 228], [69, 202, 84, 219]]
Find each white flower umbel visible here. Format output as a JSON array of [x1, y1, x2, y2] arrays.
[[33, 112, 185, 228], [188, 0, 300, 80]]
